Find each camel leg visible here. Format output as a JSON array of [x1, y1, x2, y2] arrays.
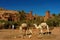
[[46, 25, 50, 35], [46, 29, 49, 35], [21, 29, 26, 39], [28, 29, 32, 38], [40, 29, 43, 35]]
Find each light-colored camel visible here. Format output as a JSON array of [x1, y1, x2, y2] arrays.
[[19, 23, 32, 38], [33, 22, 49, 35]]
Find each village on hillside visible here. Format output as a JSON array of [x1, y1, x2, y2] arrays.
[[0, 8, 60, 28], [0, 8, 50, 29], [0, 8, 60, 29], [0, 8, 60, 40]]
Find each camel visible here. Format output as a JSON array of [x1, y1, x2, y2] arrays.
[[33, 22, 50, 35], [19, 23, 32, 38]]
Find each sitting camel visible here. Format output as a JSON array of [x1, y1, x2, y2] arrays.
[[33, 22, 50, 35], [19, 23, 32, 38]]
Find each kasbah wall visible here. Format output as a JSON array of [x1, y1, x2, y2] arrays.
[[0, 8, 51, 22], [44, 11, 51, 21]]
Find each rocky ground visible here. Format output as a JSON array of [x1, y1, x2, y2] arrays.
[[0, 27, 60, 40]]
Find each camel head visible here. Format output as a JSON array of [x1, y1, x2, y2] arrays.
[[21, 23, 27, 27], [33, 24, 37, 25], [33, 24, 39, 29], [33, 24, 37, 27], [40, 23, 48, 28]]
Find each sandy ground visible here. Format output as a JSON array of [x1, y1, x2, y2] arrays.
[[0, 27, 60, 40]]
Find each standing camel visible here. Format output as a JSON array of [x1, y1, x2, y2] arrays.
[[19, 23, 32, 38], [33, 22, 50, 35]]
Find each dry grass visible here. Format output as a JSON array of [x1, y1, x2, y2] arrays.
[[0, 27, 60, 40]]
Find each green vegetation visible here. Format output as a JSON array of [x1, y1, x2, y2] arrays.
[[0, 10, 60, 29], [46, 14, 60, 27]]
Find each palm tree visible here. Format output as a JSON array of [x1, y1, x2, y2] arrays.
[[18, 10, 26, 23], [58, 13, 60, 16], [52, 13, 56, 17], [0, 20, 6, 29]]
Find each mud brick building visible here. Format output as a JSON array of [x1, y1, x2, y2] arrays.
[[44, 11, 51, 21], [26, 11, 35, 21], [0, 8, 19, 22], [0, 8, 51, 22]]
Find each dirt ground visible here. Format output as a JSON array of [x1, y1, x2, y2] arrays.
[[0, 27, 60, 40]]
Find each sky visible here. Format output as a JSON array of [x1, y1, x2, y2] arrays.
[[0, 0, 60, 16]]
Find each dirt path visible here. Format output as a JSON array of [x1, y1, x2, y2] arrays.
[[0, 27, 60, 40]]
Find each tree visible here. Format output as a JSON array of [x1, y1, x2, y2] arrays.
[[0, 20, 7, 29], [52, 13, 56, 16], [58, 13, 60, 16], [46, 16, 59, 27], [18, 10, 26, 21]]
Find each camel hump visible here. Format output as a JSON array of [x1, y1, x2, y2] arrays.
[[21, 23, 27, 27], [40, 23, 47, 26], [40, 23, 48, 29]]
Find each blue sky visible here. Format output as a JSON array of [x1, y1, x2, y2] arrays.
[[0, 0, 60, 16]]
